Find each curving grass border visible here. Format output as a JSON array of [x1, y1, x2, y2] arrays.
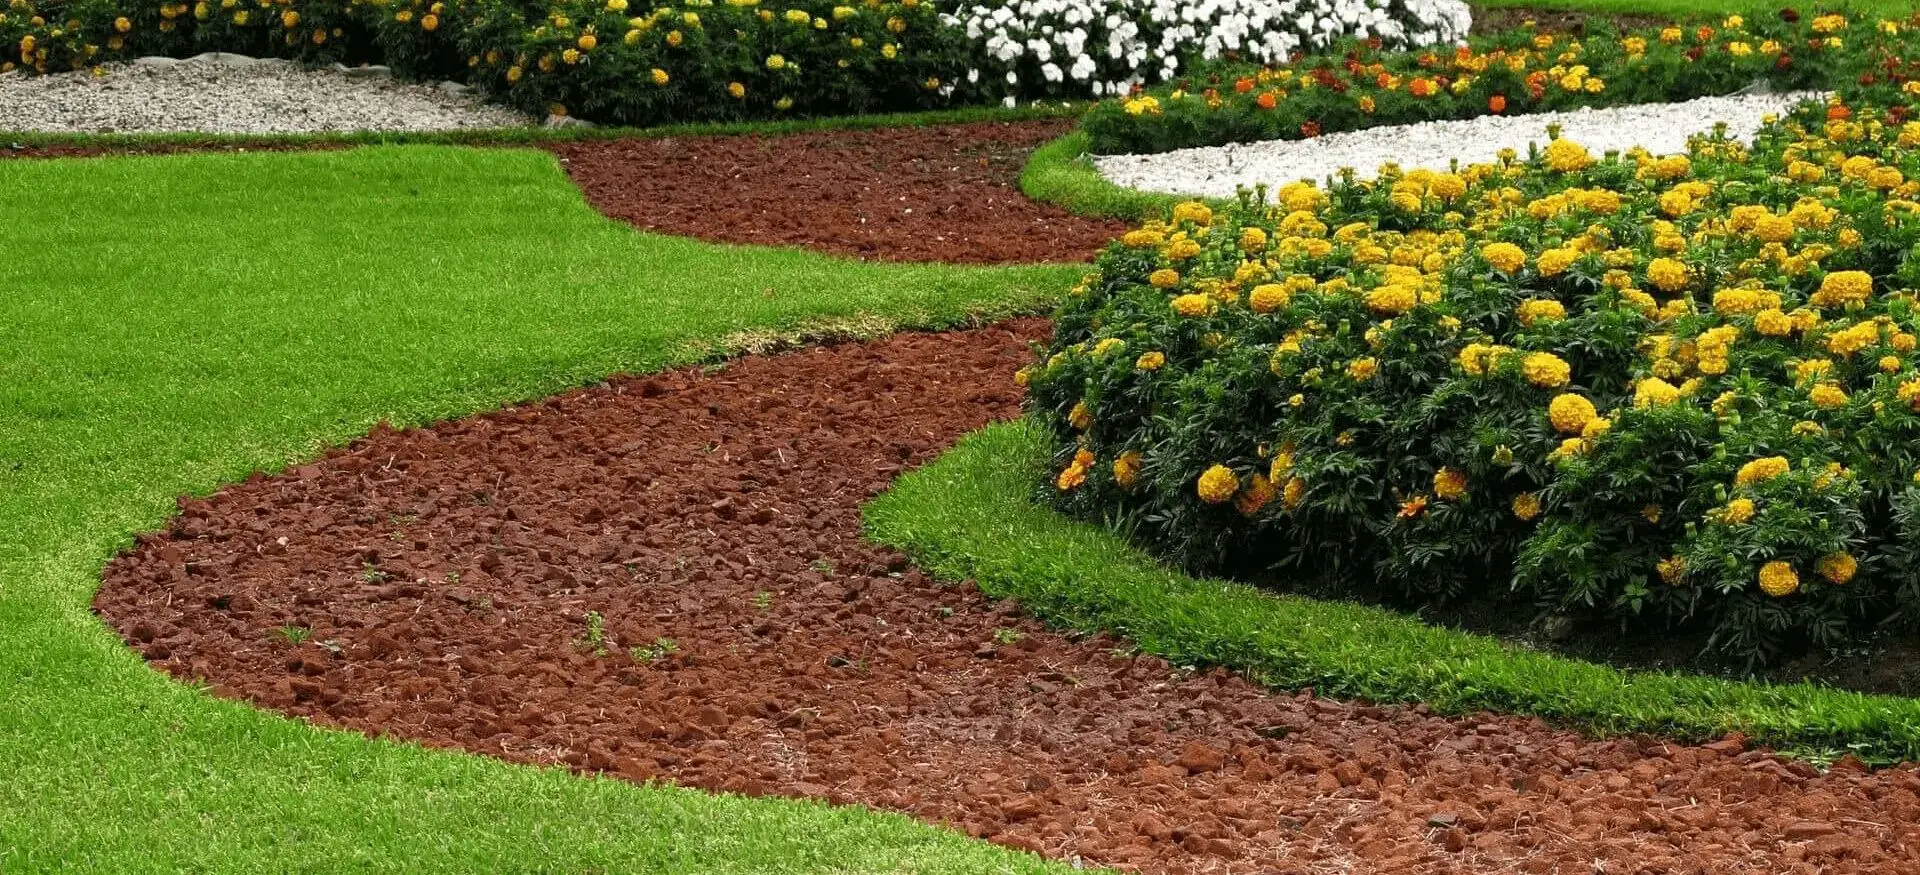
[[1, 145, 1089, 872], [865, 419, 1920, 765], [1018, 130, 1219, 222]]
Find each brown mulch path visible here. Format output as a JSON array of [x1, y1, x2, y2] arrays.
[[98, 322, 1920, 874], [545, 119, 1128, 264]]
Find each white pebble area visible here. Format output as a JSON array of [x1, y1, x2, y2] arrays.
[[0, 56, 531, 134], [1093, 91, 1826, 198]]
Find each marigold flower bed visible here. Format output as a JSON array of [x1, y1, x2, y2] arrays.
[[94, 322, 1920, 874], [1084, 10, 1920, 155], [1028, 98, 1920, 665]]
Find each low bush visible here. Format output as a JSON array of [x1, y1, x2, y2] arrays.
[[1024, 97, 1920, 665], [946, 0, 1468, 101], [1, 0, 1469, 125], [1082, 10, 1920, 155]]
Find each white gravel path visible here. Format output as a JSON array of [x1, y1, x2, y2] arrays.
[[1093, 91, 1825, 198], [0, 57, 530, 134]]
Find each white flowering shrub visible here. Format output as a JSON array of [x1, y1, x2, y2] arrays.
[[944, 0, 1471, 100]]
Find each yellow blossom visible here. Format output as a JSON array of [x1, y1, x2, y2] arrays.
[[1197, 465, 1239, 504]]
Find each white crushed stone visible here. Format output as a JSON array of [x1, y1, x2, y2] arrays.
[[0, 58, 530, 134], [1093, 91, 1825, 198]]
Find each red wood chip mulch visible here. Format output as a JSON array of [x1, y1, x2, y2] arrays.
[[98, 322, 1920, 874], [545, 119, 1129, 264]]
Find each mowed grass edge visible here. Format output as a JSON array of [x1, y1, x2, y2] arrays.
[[0, 145, 1090, 873], [865, 420, 1920, 765]]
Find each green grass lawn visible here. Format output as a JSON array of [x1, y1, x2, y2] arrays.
[[0, 146, 1083, 873]]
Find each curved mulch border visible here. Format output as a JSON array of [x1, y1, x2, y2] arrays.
[[545, 119, 1129, 264], [98, 323, 1920, 874]]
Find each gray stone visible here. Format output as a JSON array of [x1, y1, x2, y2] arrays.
[[0, 60, 531, 134], [543, 113, 595, 129], [339, 65, 392, 79], [131, 56, 182, 68]]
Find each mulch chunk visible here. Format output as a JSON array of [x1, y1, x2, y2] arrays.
[[545, 119, 1129, 264], [98, 322, 1920, 874]]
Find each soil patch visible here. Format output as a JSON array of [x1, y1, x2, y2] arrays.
[[545, 119, 1128, 264], [1469, 6, 1673, 37], [99, 323, 1920, 874]]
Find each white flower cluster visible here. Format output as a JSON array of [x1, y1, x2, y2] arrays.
[[945, 0, 1471, 100]]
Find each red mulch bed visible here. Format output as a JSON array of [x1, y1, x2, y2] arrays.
[[545, 119, 1129, 264], [98, 323, 1920, 874]]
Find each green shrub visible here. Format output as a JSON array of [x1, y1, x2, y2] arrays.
[[1081, 11, 1919, 155], [1, 0, 978, 123], [1024, 98, 1920, 665]]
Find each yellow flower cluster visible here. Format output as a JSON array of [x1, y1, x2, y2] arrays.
[[1035, 100, 1920, 660]]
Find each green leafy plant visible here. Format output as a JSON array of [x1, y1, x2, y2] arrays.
[[1027, 98, 1920, 665]]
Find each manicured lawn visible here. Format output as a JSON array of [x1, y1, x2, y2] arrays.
[[866, 421, 1920, 765], [0, 146, 1080, 872]]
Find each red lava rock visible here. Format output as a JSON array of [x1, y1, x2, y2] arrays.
[[93, 320, 1920, 875], [545, 120, 1127, 265]]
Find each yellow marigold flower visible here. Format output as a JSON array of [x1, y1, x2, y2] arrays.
[[1547, 393, 1597, 434], [1812, 270, 1872, 308], [1818, 552, 1858, 584], [1092, 337, 1126, 357], [666, 28, 684, 46], [765, 53, 786, 69], [1197, 465, 1239, 504], [1755, 308, 1793, 336], [1881, 355, 1902, 373], [1347, 357, 1379, 381], [1535, 247, 1578, 277], [1171, 201, 1212, 226], [1067, 401, 1092, 430], [1121, 229, 1165, 248], [1113, 450, 1143, 490], [1136, 351, 1165, 371], [1171, 294, 1213, 317], [1512, 491, 1542, 521], [1239, 227, 1269, 253], [1718, 497, 1757, 525], [1056, 448, 1094, 491], [1281, 476, 1306, 510], [1657, 556, 1687, 584], [1432, 467, 1468, 500], [1543, 138, 1594, 173], [1364, 284, 1419, 316], [1735, 456, 1790, 488], [1646, 257, 1689, 292], [1517, 299, 1567, 326], [1548, 437, 1591, 462], [1792, 419, 1825, 437], [1458, 342, 1510, 376], [1810, 382, 1849, 409], [1634, 377, 1681, 408], [1235, 473, 1277, 515], [1896, 332, 1918, 352], [1758, 561, 1799, 597], [1398, 494, 1430, 519], [1826, 321, 1880, 357], [650, 67, 670, 85], [1521, 352, 1571, 388], [1149, 269, 1182, 289], [1482, 241, 1526, 273], [1248, 283, 1290, 314]]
